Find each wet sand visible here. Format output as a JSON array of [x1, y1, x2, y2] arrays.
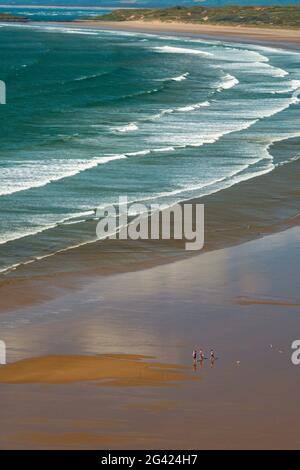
[[0, 226, 300, 449], [234, 296, 300, 307]]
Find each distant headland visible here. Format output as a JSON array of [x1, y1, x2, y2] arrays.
[[84, 5, 300, 29]]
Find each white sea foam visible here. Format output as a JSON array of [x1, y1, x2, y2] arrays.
[[151, 117, 259, 149], [158, 72, 190, 83], [213, 45, 270, 63], [276, 154, 300, 167], [125, 150, 151, 157], [118, 101, 210, 131], [177, 101, 210, 112], [123, 151, 273, 207], [113, 123, 139, 133], [151, 101, 210, 121], [0, 223, 59, 247], [142, 149, 278, 211], [241, 79, 300, 96], [152, 147, 176, 153], [271, 79, 300, 94], [1, 138, 299, 272], [170, 72, 190, 82], [74, 73, 101, 81], [217, 60, 289, 78], [0, 209, 97, 246], [2, 27, 300, 269], [0, 160, 269, 265], [153, 45, 213, 57], [226, 47, 270, 63], [1, 128, 298, 258], [257, 62, 289, 78], [60, 210, 96, 225], [63, 30, 99, 36], [151, 108, 175, 120], [175, 91, 299, 149], [217, 73, 239, 91], [0, 154, 127, 197], [236, 42, 300, 57], [225, 92, 300, 121]]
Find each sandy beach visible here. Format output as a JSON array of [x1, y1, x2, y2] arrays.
[[1, 226, 300, 449], [72, 20, 300, 49], [0, 354, 193, 386], [0, 19, 300, 450]]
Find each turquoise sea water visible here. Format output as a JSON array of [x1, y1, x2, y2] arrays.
[[0, 6, 112, 22], [0, 23, 300, 272]]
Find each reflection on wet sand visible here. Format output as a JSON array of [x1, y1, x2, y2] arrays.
[[0, 227, 300, 448]]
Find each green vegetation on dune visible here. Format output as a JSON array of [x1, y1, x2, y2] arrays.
[[87, 6, 300, 29]]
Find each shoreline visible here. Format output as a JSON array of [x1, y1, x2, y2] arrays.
[[1, 22, 300, 449], [0, 21, 299, 315], [1, 138, 300, 313], [69, 20, 300, 50]]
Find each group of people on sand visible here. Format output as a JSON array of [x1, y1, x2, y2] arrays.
[[193, 348, 216, 364]]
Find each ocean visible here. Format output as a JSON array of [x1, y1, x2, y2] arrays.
[[0, 6, 112, 22], [0, 22, 300, 273]]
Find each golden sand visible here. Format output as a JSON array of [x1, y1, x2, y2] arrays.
[[0, 354, 194, 386], [74, 20, 300, 46]]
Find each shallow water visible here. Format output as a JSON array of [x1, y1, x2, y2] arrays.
[[0, 6, 112, 22], [0, 24, 300, 272]]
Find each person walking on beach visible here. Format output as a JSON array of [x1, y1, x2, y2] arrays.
[[199, 349, 205, 362], [210, 349, 216, 368], [198, 348, 205, 368], [193, 349, 197, 364]]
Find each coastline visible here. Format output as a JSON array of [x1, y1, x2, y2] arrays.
[[70, 20, 300, 50], [0, 22, 299, 315], [0, 22, 300, 449], [1, 138, 299, 313]]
